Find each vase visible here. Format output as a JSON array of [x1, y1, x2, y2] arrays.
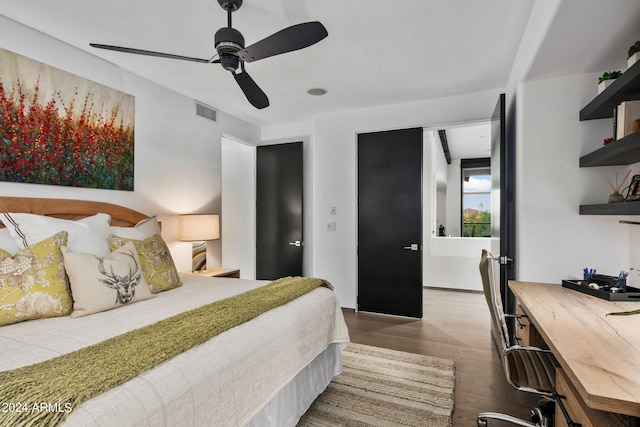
[[628, 52, 639, 69], [598, 79, 616, 94], [609, 192, 625, 203]]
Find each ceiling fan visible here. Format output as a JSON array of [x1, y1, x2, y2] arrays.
[[90, 0, 328, 109]]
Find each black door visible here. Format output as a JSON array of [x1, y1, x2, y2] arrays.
[[491, 94, 516, 314], [358, 128, 423, 318], [256, 142, 303, 280]]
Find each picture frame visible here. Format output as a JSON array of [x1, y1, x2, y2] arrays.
[[625, 174, 640, 201], [0, 47, 135, 191]]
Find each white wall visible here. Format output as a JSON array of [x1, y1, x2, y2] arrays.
[[425, 237, 491, 291], [221, 137, 256, 279], [428, 130, 448, 236], [262, 90, 501, 308], [517, 73, 631, 283], [445, 160, 462, 236], [0, 15, 260, 272]]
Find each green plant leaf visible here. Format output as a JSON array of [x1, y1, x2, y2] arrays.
[[599, 70, 623, 84], [606, 309, 640, 316]]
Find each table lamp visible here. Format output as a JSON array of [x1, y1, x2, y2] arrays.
[[178, 214, 220, 272]]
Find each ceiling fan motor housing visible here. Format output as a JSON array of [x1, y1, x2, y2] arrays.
[[215, 27, 244, 54], [215, 27, 244, 70]]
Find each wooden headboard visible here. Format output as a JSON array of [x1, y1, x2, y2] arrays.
[[0, 196, 150, 228]]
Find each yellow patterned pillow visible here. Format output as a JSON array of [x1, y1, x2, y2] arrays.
[[108, 234, 182, 293], [0, 231, 71, 326]]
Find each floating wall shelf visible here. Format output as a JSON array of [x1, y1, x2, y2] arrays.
[[580, 59, 640, 121], [579, 202, 640, 215]]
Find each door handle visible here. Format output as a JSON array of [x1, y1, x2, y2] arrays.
[[499, 256, 513, 265], [288, 241, 303, 247], [403, 243, 419, 251]]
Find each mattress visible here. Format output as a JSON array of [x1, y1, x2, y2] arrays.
[[0, 274, 350, 426]]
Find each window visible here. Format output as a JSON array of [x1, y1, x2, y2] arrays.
[[461, 158, 491, 237]]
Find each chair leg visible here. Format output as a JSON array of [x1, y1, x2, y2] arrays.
[[477, 412, 538, 427], [478, 397, 555, 426], [536, 397, 555, 426]]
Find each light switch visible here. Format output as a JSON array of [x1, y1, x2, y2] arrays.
[[330, 206, 336, 215], [327, 222, 336, 231]]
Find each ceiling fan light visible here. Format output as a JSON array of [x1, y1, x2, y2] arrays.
[[307, 88, 327, 96], [220, 54, 240, 72]]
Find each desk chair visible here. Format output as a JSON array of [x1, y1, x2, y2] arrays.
[[478, 250, 558, 427]]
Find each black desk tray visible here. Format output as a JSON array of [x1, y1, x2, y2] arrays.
[[562, 279, 640, 301]]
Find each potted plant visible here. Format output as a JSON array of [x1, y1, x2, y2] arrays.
[[628, 41, 640, 69], [598, 70, 622, 94]]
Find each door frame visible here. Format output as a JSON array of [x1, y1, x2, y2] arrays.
[[223, 136, 313, 280], [256, 141, 304, 280], [500, 94, 517, 315]]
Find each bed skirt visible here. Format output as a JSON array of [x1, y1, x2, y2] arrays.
[[244, 342, 347, 427]]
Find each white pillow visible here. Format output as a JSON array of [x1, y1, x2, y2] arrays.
[[110, 216, 161, 240], [62, 242, 154, 318], [2, 213, 112, 256], [0, 228, 20, 255]]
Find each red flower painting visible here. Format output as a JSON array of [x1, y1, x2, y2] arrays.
[[0, 48, 134, 190]]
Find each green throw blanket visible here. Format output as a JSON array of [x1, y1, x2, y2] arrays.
[[0, 276, 333, 427]]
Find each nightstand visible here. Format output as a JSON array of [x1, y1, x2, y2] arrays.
[[183, 268, 240, 278]]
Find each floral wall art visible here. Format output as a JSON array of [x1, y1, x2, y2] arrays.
[[0, 47, 135, 190]]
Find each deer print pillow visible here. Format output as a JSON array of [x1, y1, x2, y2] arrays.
[[62, 241, 153, 318]]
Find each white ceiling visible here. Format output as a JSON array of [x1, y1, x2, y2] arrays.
[[0, 0, 535, 128], [441, 123, 492, 160], [525, 0, 640, 83]]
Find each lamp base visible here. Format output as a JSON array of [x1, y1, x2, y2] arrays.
[[191, 241, 207, 273]]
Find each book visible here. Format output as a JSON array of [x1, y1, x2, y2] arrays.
[[616, 101, 640, 140]]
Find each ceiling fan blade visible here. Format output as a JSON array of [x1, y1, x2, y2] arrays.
[[90, 43, 212, 63], [238, 21, 327, 63], [232, 67, 269, 109]]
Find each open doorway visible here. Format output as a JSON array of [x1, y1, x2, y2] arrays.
[[422, 121, 492, 292], [430, 122, 492, 238]]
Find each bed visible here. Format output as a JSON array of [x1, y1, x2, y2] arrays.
[[0, 196, 350, 426]]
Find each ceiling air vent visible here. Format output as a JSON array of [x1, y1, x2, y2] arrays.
[[196, 102, 217, 122]]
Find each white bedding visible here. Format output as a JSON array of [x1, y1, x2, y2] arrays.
[[0, 274, 350, 426]]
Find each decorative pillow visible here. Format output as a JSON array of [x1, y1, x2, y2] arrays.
[[110, 216, 161, 240], [2, 212, 111, 256], [0, 228, 20, 255], [0, 231, 72, 326], [62, 242, 153, 318], [108, 234, 182, 293]]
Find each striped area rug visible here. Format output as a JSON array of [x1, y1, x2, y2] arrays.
[[298, 343, 455, 427]]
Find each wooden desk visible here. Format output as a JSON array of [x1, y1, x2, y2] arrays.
[[510, 281, 640, 420]]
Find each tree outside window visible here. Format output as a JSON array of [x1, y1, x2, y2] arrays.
[[461, 159, 491, 237]]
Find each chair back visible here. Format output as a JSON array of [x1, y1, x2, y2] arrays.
[[479, 249, 556, 395], [479, 249, 511, 349]]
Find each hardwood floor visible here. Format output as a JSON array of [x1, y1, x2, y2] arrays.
[[342, 287, 540, 427]]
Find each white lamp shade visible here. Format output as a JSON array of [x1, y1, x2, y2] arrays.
[[178, 214, 220, 241]]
